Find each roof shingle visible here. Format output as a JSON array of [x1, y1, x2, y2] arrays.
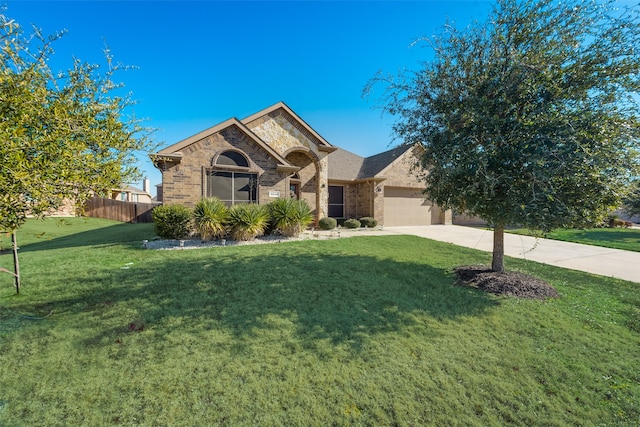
[[327, 144, 415, 181]]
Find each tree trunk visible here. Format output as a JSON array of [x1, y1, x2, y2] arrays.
[[12, 230, 20, 294], [492, 223, 505, 272]]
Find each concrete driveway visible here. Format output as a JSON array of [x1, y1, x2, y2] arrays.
[[379, 225, 640, 283]]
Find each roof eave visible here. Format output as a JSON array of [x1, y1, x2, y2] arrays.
[[354, 177, 386, 184], [149, 153, 183, 169], [156, 118, 237, 154], [319, 145, 338, 153], [152, 117, 297, 171], [276, 164, 301, 173], [327, 177, 387, 184]]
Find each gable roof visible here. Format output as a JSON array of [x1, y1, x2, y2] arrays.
[[359, 145, 416, 178], [116, 185, 149, 196], [151, 117, 296, 172], [242, 101, 337, 153], [151, 102, 339, 171], [327, 144, 417, 181], [326, 147, 365, 181]]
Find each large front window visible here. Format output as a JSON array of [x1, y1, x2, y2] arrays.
[[206, 150, 257, 205], [206, 171, 257, 205]]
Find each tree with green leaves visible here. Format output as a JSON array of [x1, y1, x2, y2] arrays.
[[367, 0, 640, 272], [623, 180, 640, 218], [0, 11, 153, 293]]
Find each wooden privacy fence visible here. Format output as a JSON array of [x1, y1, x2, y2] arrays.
[[84, 197, 158, 223]]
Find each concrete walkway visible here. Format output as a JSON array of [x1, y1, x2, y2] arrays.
[[325, 225, 640, 283]]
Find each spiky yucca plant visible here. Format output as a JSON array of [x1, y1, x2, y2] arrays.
[[226, 203, 269, 241], [268, 198, 314, 237], [193, 197, 228, 241]]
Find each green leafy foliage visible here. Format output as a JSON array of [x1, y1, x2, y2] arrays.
[[359, 217, 378, 228], [151, 204, 192, 239], [193, 197, 228, 240], [368, 0, 640, 271], [0, 10, 154, 291], [227, 203, 269, 241], [623, 180, 640, 218], [343, 219, 361, 229], [0, 12, 153, 232], [267, 198, 314, 237], [317, 217, 337, 230]]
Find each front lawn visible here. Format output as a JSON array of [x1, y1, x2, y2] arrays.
[[1, 218, 638, 425], [506, 227, 640, 252]]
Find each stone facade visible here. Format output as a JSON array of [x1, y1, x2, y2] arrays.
[[246, 108, 331, 218], [247, 111, 314, 154]]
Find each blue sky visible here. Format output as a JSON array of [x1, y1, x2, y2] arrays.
[[6, 1, 496, 195]]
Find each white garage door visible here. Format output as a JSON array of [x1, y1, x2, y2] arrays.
[[383, 187, 434, 226]]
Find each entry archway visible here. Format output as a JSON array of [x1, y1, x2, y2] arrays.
[[284, 149, 320, 220]]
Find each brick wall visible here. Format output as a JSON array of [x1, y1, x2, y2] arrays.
[[343, 182, 375, 220], [378, 146, 425, 188], [162, 125, 287, 207]]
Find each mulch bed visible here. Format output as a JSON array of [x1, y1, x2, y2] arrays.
[[455, 265, 559, 299]]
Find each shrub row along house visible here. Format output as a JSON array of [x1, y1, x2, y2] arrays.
[[150, 102, 452, 226]]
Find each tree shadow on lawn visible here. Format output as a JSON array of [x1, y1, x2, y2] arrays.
[[9, 242, 499, 352], [5, 222, 154, 253]]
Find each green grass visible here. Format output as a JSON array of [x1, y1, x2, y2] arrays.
[[1, 218, 639, 426], [506, 227, 640, 252]]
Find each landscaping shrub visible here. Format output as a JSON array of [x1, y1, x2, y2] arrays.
[[227, 203, 269, 241], [318, 217, 337, 230], [343, 218, 361, 229], [151, 204, 192, 239], [267, 198, 313, 237], [193, 197, 228, 240], [359, 217, 377, 228]]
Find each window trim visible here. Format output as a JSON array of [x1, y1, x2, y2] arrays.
[[212, 150, 251, 170], [204, 149, 259, 205], [205, 169, 258, 205]]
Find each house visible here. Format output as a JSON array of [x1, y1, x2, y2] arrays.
[[150, 102, 451, 226], [111, 179, 153, 204]]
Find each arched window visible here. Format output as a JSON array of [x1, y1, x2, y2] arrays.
[[215, 151, 249, 168], [206, 150, 257, 205]]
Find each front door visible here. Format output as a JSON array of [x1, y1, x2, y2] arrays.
[[328, 185, 344, 218], [289, 182, 300, 199]]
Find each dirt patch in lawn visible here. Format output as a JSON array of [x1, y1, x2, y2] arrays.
[[455, 265, 559, 299]]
